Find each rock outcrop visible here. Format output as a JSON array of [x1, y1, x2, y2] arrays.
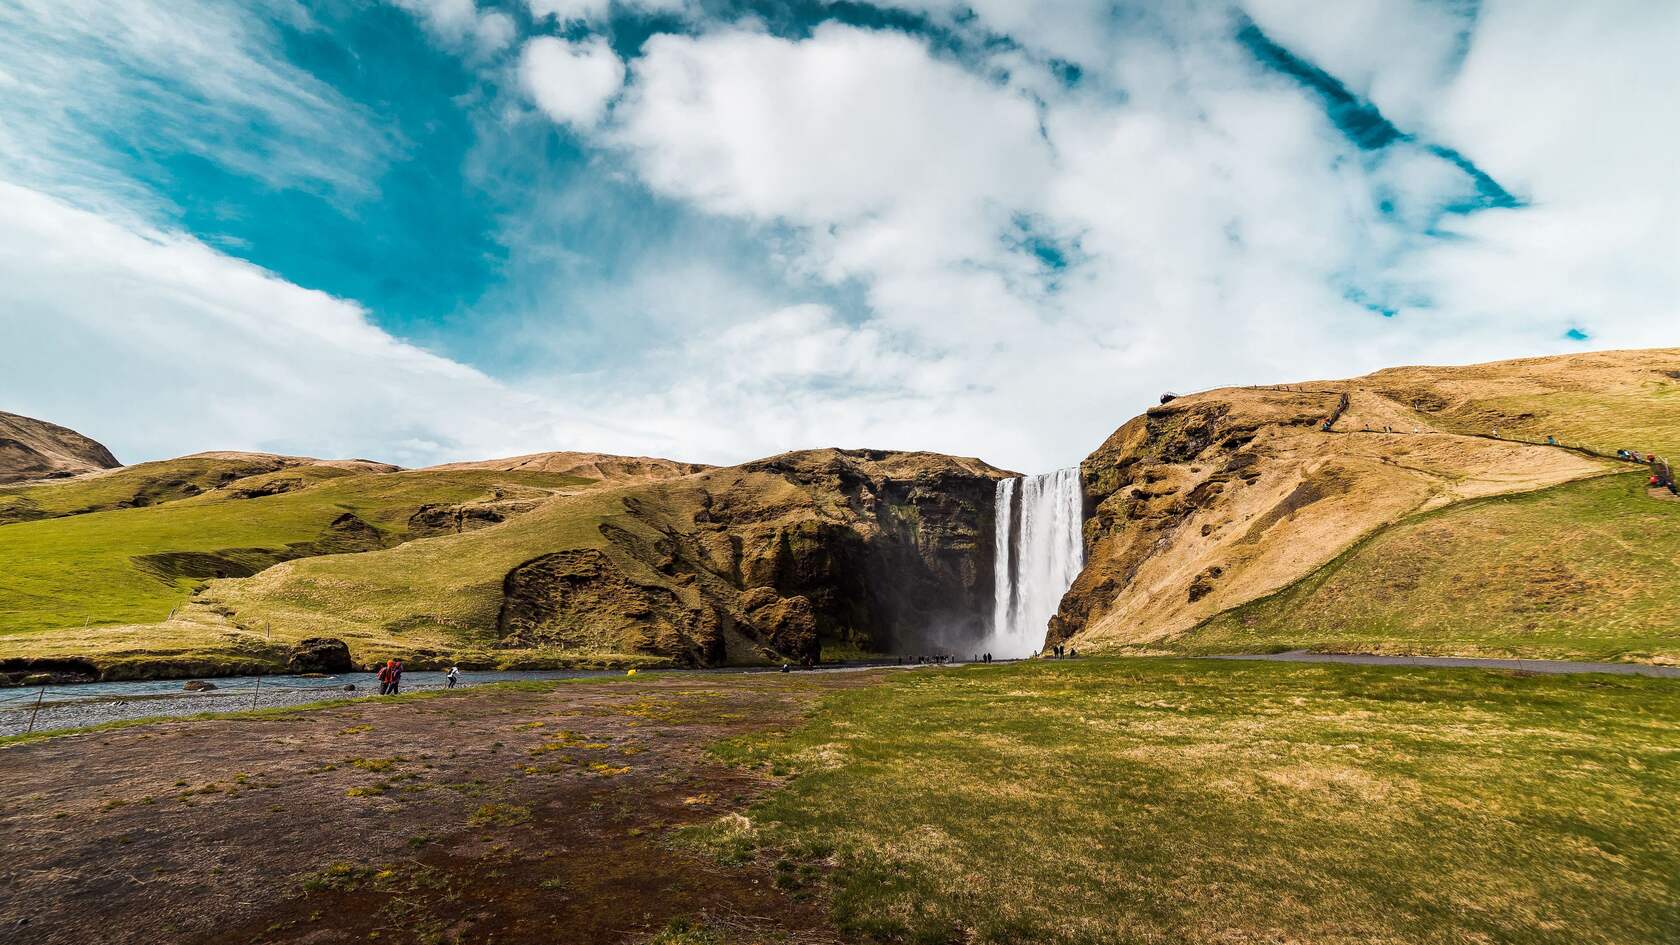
[[0, 411, 119, 484], [490, 448, 1012, 663], [286, 637, 356, 674]]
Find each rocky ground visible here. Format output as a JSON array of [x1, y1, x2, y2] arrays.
[[0, 670, 891, 945]]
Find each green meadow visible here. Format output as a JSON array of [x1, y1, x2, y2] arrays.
[[1184, 473, 1680, 662], [684, 657, 1680, 945], [0, 466, 585, 637]]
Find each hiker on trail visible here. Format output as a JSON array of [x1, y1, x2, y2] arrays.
[[446, 665, 460, 689], [376, 660, 395, 696], [388, 660, 404, 695]]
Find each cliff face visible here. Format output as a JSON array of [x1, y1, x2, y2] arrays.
[[0, 411, 119, 483], [1048, 360, 1631, 651], [494, 448, 1011, 663]]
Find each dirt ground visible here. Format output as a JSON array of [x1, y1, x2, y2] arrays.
[[0, 671, 887, 945]]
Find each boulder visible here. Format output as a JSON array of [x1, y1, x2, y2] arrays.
[[182, 680, 217, 692], [286, 637, 355, 674]]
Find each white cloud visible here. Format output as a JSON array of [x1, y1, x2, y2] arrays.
[[509, 3, 1678, 470], [0, 181, 631, 467], [0, 0, 387, 211], [519, 36, 626, 128], [5, 0, 1675, 476], [388, 0, 517, 56]]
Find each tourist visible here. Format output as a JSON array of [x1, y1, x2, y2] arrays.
[[446, 665, 460, 689], [389, 659, 404, 695], [376, 659, 395, 696]]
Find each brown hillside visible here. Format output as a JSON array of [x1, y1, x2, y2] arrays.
[[426, 451, 709, 483], [1049, 349, 1680, 652], [0, 410, 119, 483]]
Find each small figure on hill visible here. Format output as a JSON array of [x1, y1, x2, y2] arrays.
[[446, 665, 460, 689]]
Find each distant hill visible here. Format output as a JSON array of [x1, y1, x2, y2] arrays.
[[425, 451, 711, 483], [0, 411, 119, 484], [1051, 348, 1680, 662]]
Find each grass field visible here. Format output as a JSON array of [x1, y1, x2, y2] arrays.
[[685, 658, 1680, 945], [1180, 472, 1680, 662], [0, 468, 587, 637], [200, 480, 669, 649]]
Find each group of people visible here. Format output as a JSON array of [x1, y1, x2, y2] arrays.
[[1615, 448, 1677, 493], [1048, 643, 1078, 659], [372, 660, 462, 695]]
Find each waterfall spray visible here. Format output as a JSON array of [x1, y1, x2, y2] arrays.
[[990, 468, 1083, 657]]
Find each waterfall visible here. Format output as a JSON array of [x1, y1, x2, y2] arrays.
[[990, 468, 1084, 657]]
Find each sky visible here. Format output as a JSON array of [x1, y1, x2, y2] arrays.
[[1, 0, 1675, 472]]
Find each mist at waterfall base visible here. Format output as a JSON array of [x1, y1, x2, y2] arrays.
[[989, 469, 1085, 658]]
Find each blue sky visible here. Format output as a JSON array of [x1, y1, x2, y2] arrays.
[[1, 0, 1675, 470]]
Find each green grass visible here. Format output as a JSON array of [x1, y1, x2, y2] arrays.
[[1432, 386, 1680, 459], [1182, 473, 1680, 662], [0, 455, 343, 522], [203, 479, 697, 651], [0, 468, 586, 636], [696, 658, 1680, 945]]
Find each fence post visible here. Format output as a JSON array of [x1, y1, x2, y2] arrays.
[[24, 686, 45, 735], [251, 673, 262, 710]]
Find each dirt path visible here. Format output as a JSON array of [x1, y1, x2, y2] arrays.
[[1210, 650, 1680, 677], [0, 672, 885, 945]]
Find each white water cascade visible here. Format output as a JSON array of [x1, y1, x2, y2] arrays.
[[990, 468, 1084, 657]]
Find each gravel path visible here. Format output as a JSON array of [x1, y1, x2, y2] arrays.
[[1209, 650, 1680, 678]]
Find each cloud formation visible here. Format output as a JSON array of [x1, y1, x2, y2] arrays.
[[1, 0, 1675, 473], [519, 36, 626, 128]]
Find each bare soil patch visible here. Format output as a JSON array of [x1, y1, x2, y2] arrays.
[[0, 672, 882, 945]]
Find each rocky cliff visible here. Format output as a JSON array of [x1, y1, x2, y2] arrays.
[[0, 410, 119, 483], [493, 448, 1010, 663], [1048, 349, 1679, 652], [200, 447, 1012, 667]]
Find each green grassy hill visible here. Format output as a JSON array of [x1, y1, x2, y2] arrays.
[[0, 467, 587, 639], [0, 454, 390, 523], [1181, 472, 1680, 662]]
